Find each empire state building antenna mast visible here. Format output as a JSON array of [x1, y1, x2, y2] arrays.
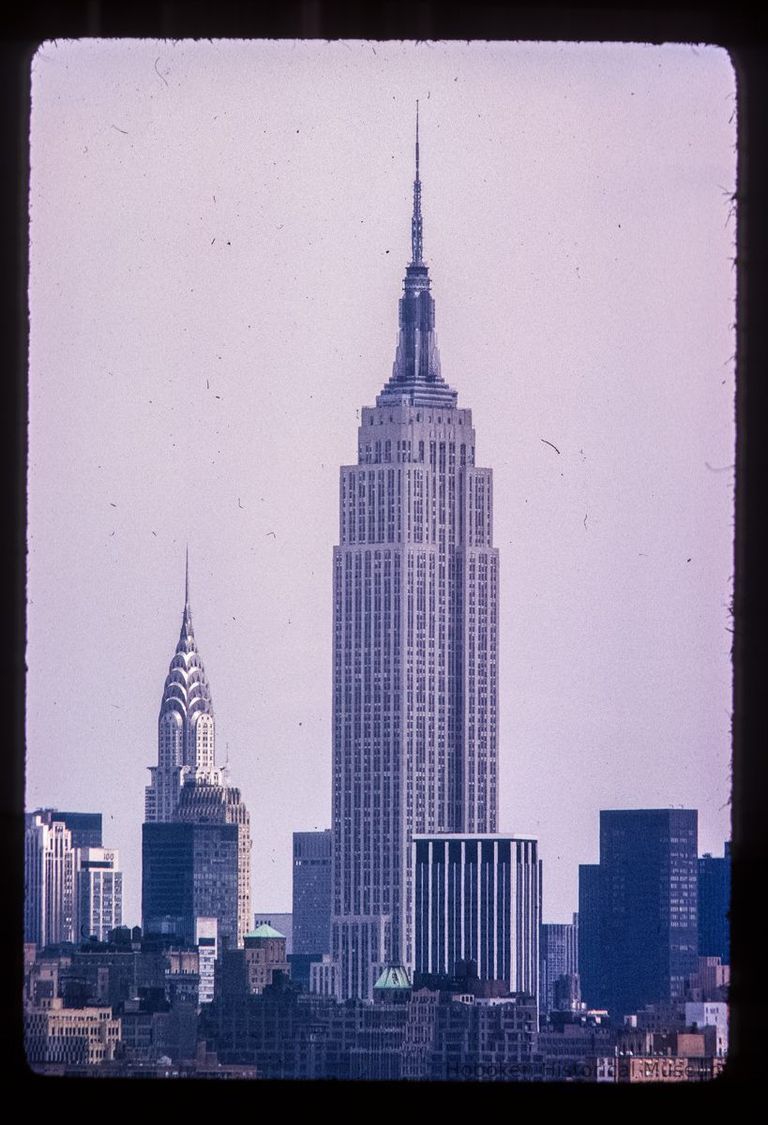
[[411, 100, 423, 265]]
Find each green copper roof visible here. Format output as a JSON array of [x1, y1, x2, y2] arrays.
[[374, 965, 412, 990], [245, 924, 285, 939]]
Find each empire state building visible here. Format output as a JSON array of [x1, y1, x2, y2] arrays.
[[331, 111, 499, 999]]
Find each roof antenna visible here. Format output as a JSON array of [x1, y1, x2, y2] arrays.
[[411, 99, 423, 265]]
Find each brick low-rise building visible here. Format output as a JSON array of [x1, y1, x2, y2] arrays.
[[218, 924, 290, 997]]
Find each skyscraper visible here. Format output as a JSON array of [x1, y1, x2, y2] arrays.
[[293, 830, 332, 957], [145, 552, 222, 824], [331, 109, 499, 998], [77, 847, 123, 942], [698, 842, 731, 964], [142, 820, 239, 947], [413, 835, 539, 997], [539, 916, 579, 1016], [577, 863, 601, 1009], [176, 780, 252, 946], [142, 557, 251, 946], [24, 812, 77, 946], [24, 809, 120, 946], [584, 809, 699, 1019]]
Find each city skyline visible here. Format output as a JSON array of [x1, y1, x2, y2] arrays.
[[27, 40, 735, 927]]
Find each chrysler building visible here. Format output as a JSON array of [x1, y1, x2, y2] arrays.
[[144, 554, 251, 946], [331, 108, 499, 998], [145, 551, 223, 823]]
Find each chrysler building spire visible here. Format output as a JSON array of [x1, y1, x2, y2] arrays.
[[145, 553, 220, 823], [180, 544, 193, 648]]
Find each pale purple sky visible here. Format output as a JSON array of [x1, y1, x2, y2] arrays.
[[27, 40, 735, 926]]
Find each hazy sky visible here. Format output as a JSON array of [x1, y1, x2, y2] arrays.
[[27, 39, 735, 926]]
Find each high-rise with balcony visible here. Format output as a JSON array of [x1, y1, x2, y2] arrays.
[[331, 110, 499, 998]]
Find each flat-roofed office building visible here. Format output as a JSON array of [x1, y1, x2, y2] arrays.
[[413, 834, 539, 1003]]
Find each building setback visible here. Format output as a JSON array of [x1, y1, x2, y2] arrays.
[[413, 835, 539, 1002], [331, 108, 499, 999]]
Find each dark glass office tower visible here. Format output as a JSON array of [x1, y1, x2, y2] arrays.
[[598, 809, 698, 1019], [293, 830, 332, 956], [540, 917, 578, 1016], [142, 820, 239, 948], [52, 811, 103, 849], [578, 864, 601, 1010], [698, 842, 731, 964]]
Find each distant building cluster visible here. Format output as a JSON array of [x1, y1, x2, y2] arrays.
[[23, 898, 728, 1080], [23, 807, 730, 1080], [25, 809, 122, 945], [24, 119, 730, 1081]]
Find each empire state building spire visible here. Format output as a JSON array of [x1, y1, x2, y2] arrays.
[[411, 100, 423, 266], [377, 104, 457, 408]]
